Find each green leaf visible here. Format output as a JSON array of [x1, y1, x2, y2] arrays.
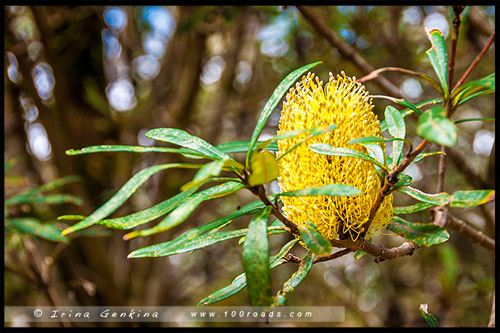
[[123, 181, 245, 239], [394, 174, 412, 188], [181, 160, 225, 192], [386, 216, 449, 247], [198, 239, 298, 306], [216, 141, 279, 154], [394, 99, 423, 116], [457, 89, 494, 106], [127, 225, 287, 258], [297, 223, 332, 255], [278, 183, 361, 198], [380, 98, 442, 132], [309, 143, 387, 170], [451, 73, 495, 106], [354, 250, 367, 260], [385, 105, 406, 169], [6, 194, 83, 206], [248, 151, 279, 186], [245, 61, 322, 167], [242, 206, 272, 306], [97, 185, 202, 230], [57, 214, 85, 221], [454, 117, 495, 124], [450, 190, 495, 208], [145, 128, 232, 161], [393, 202, 435, 214], [425, 28, 449, 97], [397, 186, 450, 206], [65, 144, 202, 159], [412, 151, 445, 163], [417, 106, 457, 147], [7, 218, 69, 243], [61, 163, 200, 235], [419, 304, 439, 327], [273, 251, 314, 306]]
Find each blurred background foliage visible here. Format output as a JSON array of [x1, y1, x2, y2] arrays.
[[4, 5, 495, 327]]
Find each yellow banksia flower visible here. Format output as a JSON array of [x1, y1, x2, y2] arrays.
[[277, 72, 393, 241]]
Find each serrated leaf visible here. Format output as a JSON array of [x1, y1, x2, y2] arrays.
[[385, 105, 406, 169], [273, 251, 314, 306], [450, 190, 495, 207], [397, 186, 450, 205], [7, 218, 69, 243], [278, 183, 361, 198], [417, 106, 457, 147], [198, 239, 298, 306], [128, 225, 286, 258], [246, 61, 322, 167], [309, 143, 387, 170], [145, 128, 232, 161], [124, 181, 245, 239], [248, 151, 279, 186], [61, 163, 200, 235], [97, 185, 201, 230], [181, 160, 225, 191], [243, 206, 272, 306], [297, 223, 332, 255], [426, 28, 449, 97], [419, 304, 439, 327], [386, 216, 449, 247], [393, 202, 435, 214]]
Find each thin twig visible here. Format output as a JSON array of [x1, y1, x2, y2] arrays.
[[453, 30, 495, 90], [448, 6, 465, 90], [296, 5, 402, 97], [357, 67, 442, 93], [314, 248, 353, 263], [436, 145, 447, 193], [446, 215, 495, 251]]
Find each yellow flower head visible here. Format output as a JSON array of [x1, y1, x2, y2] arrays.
[[277, 72, 393, 241]]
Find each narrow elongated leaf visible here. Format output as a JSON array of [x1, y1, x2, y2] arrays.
[[181, 160, 224, 191], [243, 206, 272, 306], [216, 141, 279, 154], [273, 251, 314, 306], [354, 250, 367, 260], [198, 239, 298, 306], [128, 225, 287, 258], [394, 99, 423, 116], [274, 124, 337, 160], [246, 61, 322, 167], [419, 304, 439, 327], [397, 187, 450, 205], [386, 216, 449, 247], [394, 174, 412, 188], [297, 223, 332, 255], [380, 98, 442, 132], [124, 181, 245, 239], [417, 106, 457, 147], [248, 151, 279, 186], [454, 117, 495, 124], [7, 218, 69, 243], [6, 194, 83, 206], [385, 105, 406, 169], [451, 73, 495, 106], [412, 151, 445, 163], [393, 202, 435, 214], [145, 128, 231, 160], [98, 185, 201, 230], [309, 143, 387, 170], [278, 183, 361, 198], [61, 163, 200, 235], [450, 190, 495, 208], [426, 28, 449, 97], [457, 89, 494, 106], [66, 144, 201, 157], [357, 142, 386, 180]]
